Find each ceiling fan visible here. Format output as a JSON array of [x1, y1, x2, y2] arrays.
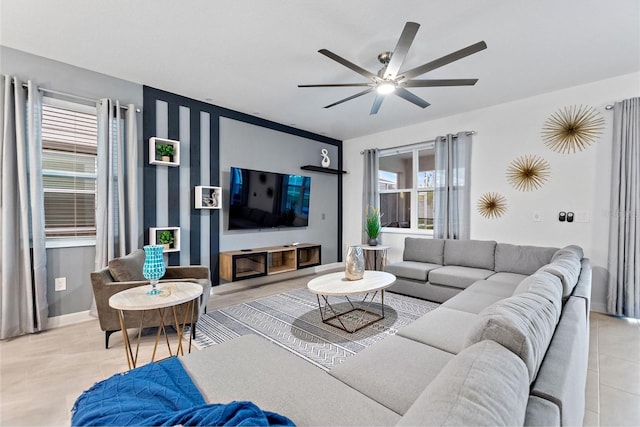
[[298, 22, 487, 114]]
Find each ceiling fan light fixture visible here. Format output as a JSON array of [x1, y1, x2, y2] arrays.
[[376, 82, 396, 95]]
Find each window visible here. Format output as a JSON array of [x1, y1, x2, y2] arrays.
[[378, 143, 434, 232], [41, 99, 98, 239]]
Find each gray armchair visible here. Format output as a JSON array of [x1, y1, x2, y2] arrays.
[[90, 249, 212, 348]]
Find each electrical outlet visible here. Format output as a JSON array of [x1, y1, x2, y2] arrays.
[[55, 277, 66, 291], [321, 213, 326, 220]]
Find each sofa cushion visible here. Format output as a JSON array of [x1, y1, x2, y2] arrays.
[[397, 307, 478, 354], [384, 261, 441, 282], [539, 251, 582, 298], [466, 293, 559, 382], [329, 335, 453, 415], [403, 237, 445, 265], [513, 271, 563, 314], [428, 265, 495, 289], [108, 249, 146, 282], [444, 239, 497, 270], [466, 279, 520, 298], [397, 340, 529, 427], [485, 272, 528, 287], [530, 297, 589, 427], [442, 290, 505, 314], [180, 335, 401, 426], [552, 244, 584, 261], [494, 243, 558, 275]]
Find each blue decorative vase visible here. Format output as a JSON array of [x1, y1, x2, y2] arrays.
[[142, 245, 166, 295]]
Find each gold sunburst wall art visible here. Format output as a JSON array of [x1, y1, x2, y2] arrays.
[[477, 192, 507, 219], [541, 105, 605, 153], [506, 154, 551, 191]]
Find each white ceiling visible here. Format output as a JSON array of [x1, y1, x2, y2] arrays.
[[1, 0, 639, 141]]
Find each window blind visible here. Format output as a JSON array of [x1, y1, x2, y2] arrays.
[[41, 103, 98, 237]]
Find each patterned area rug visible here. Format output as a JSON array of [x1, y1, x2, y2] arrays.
[[191, 288, 439, 370]]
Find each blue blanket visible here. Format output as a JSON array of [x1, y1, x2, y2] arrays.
[[71, 357, 295, 426]]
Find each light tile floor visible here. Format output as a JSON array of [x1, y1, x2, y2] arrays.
[[1, 278, 638, 426]]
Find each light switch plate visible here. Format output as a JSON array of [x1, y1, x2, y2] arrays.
[[55, 277, 66, 291]]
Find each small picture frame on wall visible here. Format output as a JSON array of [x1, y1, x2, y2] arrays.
[[195, 185, 221, 209]]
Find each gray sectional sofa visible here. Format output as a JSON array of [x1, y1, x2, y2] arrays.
[[178, 238, 591, 426]]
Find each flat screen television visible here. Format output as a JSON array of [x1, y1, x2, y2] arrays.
[[228, 166, 311, 230]]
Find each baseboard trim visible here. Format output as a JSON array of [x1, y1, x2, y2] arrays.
[[48, 310, 94, 329]]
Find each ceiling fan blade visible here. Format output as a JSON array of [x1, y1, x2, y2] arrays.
[[384, 22, 420, 80], [403, 78, 479, 87], [399, 41, 487, 80], [394, 88, 430, 108], [298, 83, 373, 88], [324, 87, 375, 108], [370, 94, 385, 115], [318, 49, 379, 81]]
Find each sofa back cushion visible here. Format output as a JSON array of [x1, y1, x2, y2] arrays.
[[466, 292, 559, 383], [397, 340, 529, 427], [552, 245, 584, 261], [108, 249, 146, 282], [494, 243, 558, 275], [513, 271, 563, 314], [403, 237, 445, 265], [444, 239, 497, 270], [538, 251, 582, 298]]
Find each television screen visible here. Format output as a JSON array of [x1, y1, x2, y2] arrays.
[[228, 166, 311, 230]]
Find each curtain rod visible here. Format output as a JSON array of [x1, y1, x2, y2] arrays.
[[19, 81, 140, 112], [360, 130, 476, 154]]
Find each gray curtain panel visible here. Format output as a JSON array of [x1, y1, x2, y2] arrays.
[[362, 148, 380, 243], [433, 132, 472, 240], [607, 97, 640, 319], [95, 99, 139, 271], [0, 76, 48, 339]]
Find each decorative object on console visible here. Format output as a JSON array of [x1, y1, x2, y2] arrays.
[[195, 185, 221, 209], [149, 227, 181, 252], [142, 245, 166, 295], [506, 154, 550, 191], [477, 192, 507, 219], [149, 137, 180, 166], [365, 205, 382, 246], [321, 148, 331, 168], [345, 245, 365, 280], [542, 105, 604, 153]]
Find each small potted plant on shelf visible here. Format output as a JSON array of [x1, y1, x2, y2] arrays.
[[157, 230, 175, 251], [365, 206, 382, 246], [156, 144, 175, 162]]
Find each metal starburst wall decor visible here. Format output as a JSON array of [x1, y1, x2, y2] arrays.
[[506, 154, 551, 191], [541, 105, 604, 153], [477, 192, 507, 219]]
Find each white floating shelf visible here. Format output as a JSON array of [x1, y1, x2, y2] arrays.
[[149, 137, 180, 166], [195, 185, 222, 209], [149, 227, 180, 252]]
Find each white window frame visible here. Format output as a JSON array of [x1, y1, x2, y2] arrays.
[[42, 97, 97, 248], [379, 141, 435, 236]]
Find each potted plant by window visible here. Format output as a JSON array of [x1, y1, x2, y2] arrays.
[[156, 144, 175, 162], [365, 206, 382, 246], [157, 230, 175, 251]]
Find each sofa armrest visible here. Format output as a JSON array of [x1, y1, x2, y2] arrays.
[[164, 265, 209, 280]]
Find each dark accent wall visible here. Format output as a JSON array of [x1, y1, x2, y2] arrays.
[[143, 86, 343, 285]]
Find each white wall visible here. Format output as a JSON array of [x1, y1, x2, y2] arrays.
[[343, 72, 640, 313]]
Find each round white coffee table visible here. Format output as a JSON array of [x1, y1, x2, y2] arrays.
[[307, 271, 396, 333], [109, 281, 202, 369]]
